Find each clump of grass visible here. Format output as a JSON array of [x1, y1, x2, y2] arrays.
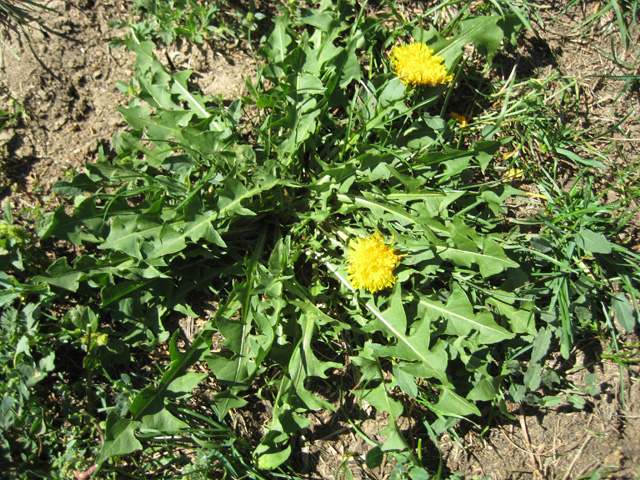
[[567, 0, 640, 55], [0, 0, 45, 24], [0, 0, 54, 57]]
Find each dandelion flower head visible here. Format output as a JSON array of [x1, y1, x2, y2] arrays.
[[450, 112, 468, 127], [345, 231, 404, 293], [390, 42, 454, 87]]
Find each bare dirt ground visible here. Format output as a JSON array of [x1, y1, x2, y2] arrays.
[[0, 0, 251, 210], [0, 0, 133, 204], [1, 1, 639, 479]]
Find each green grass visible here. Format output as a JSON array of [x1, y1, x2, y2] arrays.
[[1, 0, 639, 478], [111, 0, 265, 46], [566, 0, 640, 54]]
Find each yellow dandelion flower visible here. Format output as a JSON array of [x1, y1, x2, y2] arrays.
[[390, 42, 454, 87], [503, 167, 524, 181], [345, 231, 404, 294], [450, 112, 468, 127]]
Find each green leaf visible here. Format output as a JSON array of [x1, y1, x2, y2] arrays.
[[379, 420, 410, 452], [337, 193, 448, 240], [351, 343, 384, 381], [38, 351, 56, 373], [364, 288, 448, 382], [576, 228, 612, 254], [100, 278, 157, 308], [209, 234, 276, 419], [354, 382, 409, 451], [336, 41, 362, 88], [284, 310, 342, 410], [488, 297, 535, 335], [479, 237, 519, 276], [128, 41, 155, 73], [467, 376, 497, 402], [99, 324, 219, 464], [52, 173, 99, 195], [297, 72, 325, 94], [276, 107, 321, 158], [140, 406, 188, 432], [300, 12, 334, 31], [211, 389, 247, 411], [524, 364, 542, 391], [440, 219, 519, 277], [474, 140, 501, 172], [216, 177, 280, 218], [555, 146, 606, 169], [611, 293, 636, 332], [35, 257, 82, 292], [392, 363, 418, 398], [530, 327, 552, 364], [40, 202, 103, 244], [359, 382, 404, 419], [305, 33, 341, 75], [99, 215, 160, 259], [260, 16, 292, 63], [96, 412, 142, 464], [142, 222, 188, 259], [116, 105, 192, 144], [0, 276, 46, 307], [3, 199, 13, 224], [431, 386, 481, 417], [419, 283, 512, 344], [378, 77, 406, 108], [138, 66, 181, 111], [255, 283, 342, 468], [397, 340, 448, 380], [537, 395, 564, 408], [426, 16, 514, 67], [255, 408, 309, 469], [256, 445, 292, 470], [366, 446, 384, 469], [171, 70, 211, 119], [166, 372, 208, 398]]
